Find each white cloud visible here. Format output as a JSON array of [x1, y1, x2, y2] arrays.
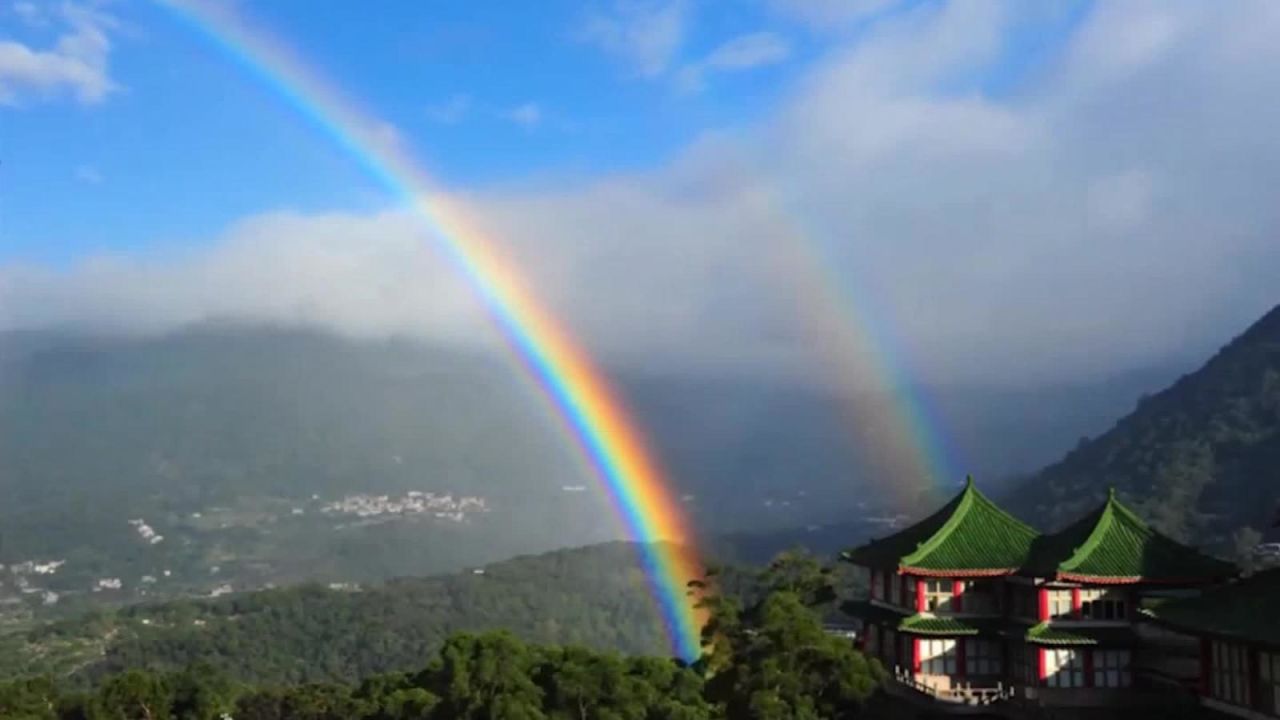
[[425, 94, 471, 124], [676, 32, 791, 92], [74, 164, 103, 184], [4, 1, 1280, 389], [578, 0, 686, 78], [506, 102, 542, 128], [0, 3, 118, 105]]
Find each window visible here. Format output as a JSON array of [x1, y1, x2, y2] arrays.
[[865, 624, 880, 656], [889, 574, 902, 608], [966, 639, 1002, 676], [924, 579, 954, 612], [1093, 650, 1131, 688], [1012, 586, 1037, 621], [1212, 641, 1249, 706], [920, 638, 957, 675], [1080, 589, 1128, 621], [883, 628, 898, 667], [1259, 651, 1280, 715], [961, 580, 1001, 615], [870, 570, 883, 601], [1011, 642, 1034, 684], [1048, 589, 1074, 619], [1045, 649, 1085, 687]]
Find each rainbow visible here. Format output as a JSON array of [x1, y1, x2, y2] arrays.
[[155, 0, 703, 661], [764, 183, 959, 507]]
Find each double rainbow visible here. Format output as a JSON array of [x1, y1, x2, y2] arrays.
[[157, 0, 704, 661]]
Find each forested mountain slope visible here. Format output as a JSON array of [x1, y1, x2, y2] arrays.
[[0, 542, 676, 687], [1007, 304, 1280, 548]]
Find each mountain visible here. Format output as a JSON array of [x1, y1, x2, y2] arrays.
[[0, 542, 675, 687], [1006, 304, 1280, 548], [0, 323, 1176, 613]]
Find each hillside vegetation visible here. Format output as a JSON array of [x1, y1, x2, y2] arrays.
[[1007, 304, 1280, 549]]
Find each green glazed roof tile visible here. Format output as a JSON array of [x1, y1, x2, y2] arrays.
[[843, 476, 1039, 574], [1143, 569, 1280, 648], [1024, 489, 1235, 583], [1024, 622, 1136, 646]]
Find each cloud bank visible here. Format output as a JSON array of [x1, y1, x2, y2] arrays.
[[4, 1, 1280, 388]]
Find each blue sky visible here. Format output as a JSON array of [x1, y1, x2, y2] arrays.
[[3, 0, 1278, 388], [0, 0, 816, 262], [0, 0, 1089, 265]]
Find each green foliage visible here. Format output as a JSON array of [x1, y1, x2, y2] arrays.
[[695, 551, 885, 719], [0, 543, 672, 687], [0, 552, 886, 720]]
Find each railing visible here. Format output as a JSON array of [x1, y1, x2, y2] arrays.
[[892, 666, 1017, 706]]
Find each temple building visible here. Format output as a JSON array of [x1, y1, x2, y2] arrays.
[[842, 477, 1237, 714], [1145, 568, 1280, 718]]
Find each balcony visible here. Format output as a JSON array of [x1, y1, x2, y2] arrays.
[[890, 666, 1017, 710]]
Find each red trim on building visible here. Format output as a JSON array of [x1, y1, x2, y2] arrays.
[[1083, 649, 1095, 688], [1037, 647, 1047, 683], [916, 579, 926, 613], [952, 580, 964, 612], [1056, 572, 1227, 585], [1071, 587, 1082, 618], [899, 566, 1016, 578], [1199, 638, 1212, 696], [956, 637, 967, 677], [1038, 587, 1049, 622], [912, 638, 922, 674]]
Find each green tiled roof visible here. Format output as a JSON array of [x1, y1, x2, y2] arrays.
[[1023, 622, 1137, 646], [900, 615, 985, 636], [843, 476, 1039, 575], [1143, 569, 1280, 648], [841, 601, 997, 637], [1024, 489, 1235, 583]]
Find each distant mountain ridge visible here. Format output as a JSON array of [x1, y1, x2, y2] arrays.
[[1006, 304, 1280, 547], [0, 323, 1177, 603]]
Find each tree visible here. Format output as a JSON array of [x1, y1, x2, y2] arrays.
[[695, 552, 885, 719], [417, 632, 545, 720], [89, 670, 172, 720]]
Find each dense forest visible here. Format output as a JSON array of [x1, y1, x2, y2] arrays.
[[0, 553, 887, 720], [1006, 303, 1280, 551], [0, 543, 680, 686]]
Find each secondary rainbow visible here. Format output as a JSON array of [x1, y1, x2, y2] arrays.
[[762, 178, 959, 506], [155, 0, 704, 661]]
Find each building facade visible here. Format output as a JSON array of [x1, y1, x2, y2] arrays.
[[843, 478, 1236, 713], [1146, 568, 1280, 718]]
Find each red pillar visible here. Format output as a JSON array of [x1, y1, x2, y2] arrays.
[[1199, 637, 1212, 696], [1071, 588, 1082, 618], [1038, 587, 1049, 621], [913, 637, 922, 673], [916, 579, 927, 613], [1083, 649, 1095, 688], [1037, 647, 1047, 684], [952, 580, 964, 612], [956, 637, 967, 677]]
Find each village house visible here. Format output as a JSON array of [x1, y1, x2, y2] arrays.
[[842, 477, 1236, 715]]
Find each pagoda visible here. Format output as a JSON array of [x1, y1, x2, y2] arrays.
[[841, 479, 1237, 711], [842, 476, 1038, 701], [1015, 488, 1234, 695]]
